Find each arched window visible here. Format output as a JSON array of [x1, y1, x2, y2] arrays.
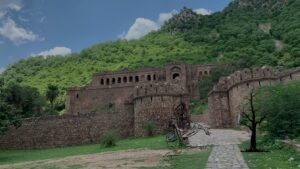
[[100, 79, 104, 85], [76, 94, 79, 99], [112, 78, 116, 84], [153, 74, 156, 81], [118, 77, 121, 83], [135, 76, 139, 82], [147, 75, 151, 81], [172, 73, 180, 80], [123, 76, 127, 83], [129, 76, 133, 82], [204, 71, 208, 75], [106, 78, 110, 85]]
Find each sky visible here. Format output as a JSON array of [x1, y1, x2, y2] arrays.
[[0, 0, 231, 71]]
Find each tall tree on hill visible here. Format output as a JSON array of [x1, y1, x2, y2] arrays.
[[46, 84, 59, 110], [240, 89, 266, 152]]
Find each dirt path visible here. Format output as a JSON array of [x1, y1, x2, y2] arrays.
[[0, 149, 171, 169]]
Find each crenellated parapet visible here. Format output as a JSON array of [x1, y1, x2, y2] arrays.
[[208, 66, 300, 128], [211, 66, 279, 93]]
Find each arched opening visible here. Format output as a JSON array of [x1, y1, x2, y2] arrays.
[[172, 73, 180, 80], [106, 78, 110, 85], [100, 79, 104, 85], [147, 75, 151, 81], [135, 76, 139, 82], [118, 77, 121, 83], [129, 76, 133, 82], [123, 76, 127, 83]]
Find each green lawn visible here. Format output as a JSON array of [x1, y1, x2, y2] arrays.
[[0, 135, 171, 165], [141, 148, 212, 169], [240, 140, 300, 169]]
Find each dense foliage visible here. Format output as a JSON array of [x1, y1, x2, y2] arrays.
[[256, 81, 300, 139], [0, 82, 46, 134], [1, 0, 300, 115]]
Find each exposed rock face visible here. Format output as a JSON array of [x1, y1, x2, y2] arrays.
[[237, 0, 291, 10]]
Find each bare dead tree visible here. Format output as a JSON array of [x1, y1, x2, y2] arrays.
[[240, 89, 266, 152]]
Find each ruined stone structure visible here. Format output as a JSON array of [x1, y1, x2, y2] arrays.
[[0, 64, 214, 149], [66, 64, 214, 137], [1, 63, 299, 149], [207, 66, 300, 128]]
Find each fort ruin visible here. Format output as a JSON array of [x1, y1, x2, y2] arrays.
[[0, 64, 299, 149]]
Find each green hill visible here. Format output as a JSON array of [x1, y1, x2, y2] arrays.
[[1, 0, 300, 109]]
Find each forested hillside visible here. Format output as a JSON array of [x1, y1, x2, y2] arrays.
[[1, 0, 300, 111]]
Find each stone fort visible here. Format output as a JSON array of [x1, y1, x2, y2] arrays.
[[66, 64, 215, 136], [0, 64, 299, 149]]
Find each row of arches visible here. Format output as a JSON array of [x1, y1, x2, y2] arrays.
[[99, 74, 158, 86]]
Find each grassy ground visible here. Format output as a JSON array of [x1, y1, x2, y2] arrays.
[[0, 135, 172, 165], [240, 139, 300, 169], [140, 148, 212, 169]]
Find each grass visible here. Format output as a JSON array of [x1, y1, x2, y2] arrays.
[[0, 135, 172, 165], [240, 139, 300, 169], [140, 148, 212, 169]]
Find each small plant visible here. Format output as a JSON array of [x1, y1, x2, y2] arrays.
[[100, 131, 119, 147], [143, 121, 156, 137]]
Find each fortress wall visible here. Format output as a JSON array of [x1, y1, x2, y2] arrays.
[[0, 111, 134, 149], [66, 86, 134, 115], [133, 82, 190, 136], [208, 66, 300, 128], [208, 91, 230, 128], [134, 95, 182, 136]]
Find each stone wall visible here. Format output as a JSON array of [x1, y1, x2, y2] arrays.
[[208, 66, 300, 128], [133, 82, 190, 136], [0, 111, 134, 149]]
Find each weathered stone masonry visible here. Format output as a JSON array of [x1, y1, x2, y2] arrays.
[[207, 66, 300, 128], [0, 64, 214, 149]]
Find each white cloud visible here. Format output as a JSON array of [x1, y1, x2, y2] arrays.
[[193, 8, 213, 15], [0, 0, 22, 13], [0, 18, 41, 44], [123, 18, 159, 40], [121, 7, 212, 40], [0, 12, 6, 19], [32, 47, 72, 57], [7, 3, 22, 11], [158, 10, 177, 24]]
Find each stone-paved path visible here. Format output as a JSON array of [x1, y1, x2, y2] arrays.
[[205, 145, 249, 169], [189, 129, 250, 169]]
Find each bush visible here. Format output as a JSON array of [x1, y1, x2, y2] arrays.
[[143, 121, 156, 137], [100, 131, 119, 147]]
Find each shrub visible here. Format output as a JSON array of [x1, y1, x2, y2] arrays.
[[100, 131, 119, 147], [143, 121, 156, 137]]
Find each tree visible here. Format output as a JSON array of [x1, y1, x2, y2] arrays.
[[46, 84, 59, 109], [240, 89, 266, 152], [256, 82, 300, 139], [0, 83, 45, 135]]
